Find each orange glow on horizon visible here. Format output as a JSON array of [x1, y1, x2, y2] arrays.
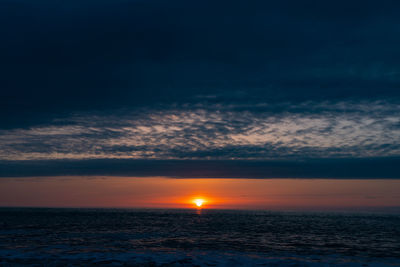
[[0, 177, 400, 212]]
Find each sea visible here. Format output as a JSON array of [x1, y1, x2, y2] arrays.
[[0, 208, 399, 266]]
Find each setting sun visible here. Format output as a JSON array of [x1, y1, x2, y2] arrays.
[[193, 198, 205, 207]]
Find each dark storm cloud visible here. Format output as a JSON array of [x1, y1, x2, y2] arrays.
[[1, 0, 400, 177]]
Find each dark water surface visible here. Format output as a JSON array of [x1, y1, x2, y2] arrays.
[[0, 208, 399, 266]]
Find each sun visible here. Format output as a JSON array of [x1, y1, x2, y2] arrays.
[[193, 198, 205, 208]]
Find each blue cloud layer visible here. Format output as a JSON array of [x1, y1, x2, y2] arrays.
[[1, 0, 399, 177], [1, 0, 400, 129]]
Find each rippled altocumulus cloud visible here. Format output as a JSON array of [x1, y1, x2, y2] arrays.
[[0, 100, 399, 160]]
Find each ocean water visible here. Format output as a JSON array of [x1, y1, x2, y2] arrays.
[[0, 208, 399, 266]]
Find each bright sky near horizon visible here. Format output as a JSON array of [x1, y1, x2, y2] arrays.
[[1, 177, 399, 212]]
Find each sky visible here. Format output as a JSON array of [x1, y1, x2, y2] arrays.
[[0, 0, 399, 209], [1, 177, 399, 211]]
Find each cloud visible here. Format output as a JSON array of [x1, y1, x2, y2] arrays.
[[1, 0, 400, 129], [0, 0, 399, 178], [1, 158, 399, 178], [0, 100, 399, 161]]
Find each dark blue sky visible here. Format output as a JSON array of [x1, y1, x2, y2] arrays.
[[0, 0, 399, 178]]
